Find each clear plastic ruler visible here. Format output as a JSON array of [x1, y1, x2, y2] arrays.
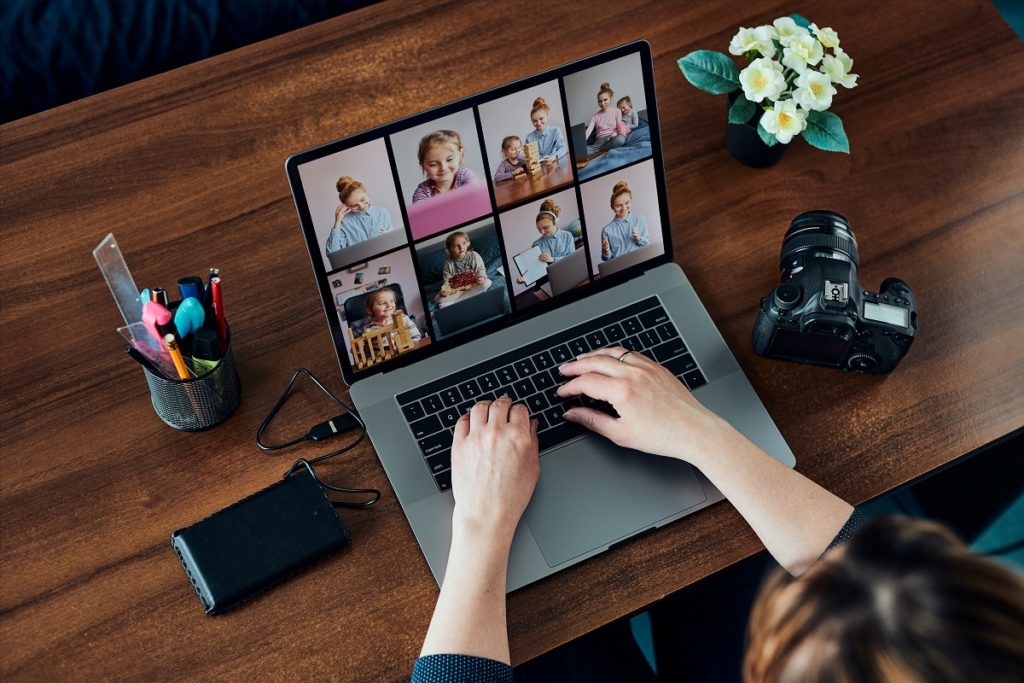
[[93, 233, 142, 327]]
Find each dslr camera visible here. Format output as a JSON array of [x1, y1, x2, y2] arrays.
[[752, 210, 917, 374]]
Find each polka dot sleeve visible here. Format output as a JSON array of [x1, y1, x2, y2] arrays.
[[412, 655, 513, 683], [826, 509, 868, 552]]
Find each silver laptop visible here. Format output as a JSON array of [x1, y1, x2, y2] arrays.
[[286, 42, 794, 591], [548, 247, 589, 296]]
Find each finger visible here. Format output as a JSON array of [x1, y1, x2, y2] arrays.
[[575, 346, 655, 367], [573, 345, 632, 362], [508, 402, 530, 428], [490, 394, 513, 422], [563, 406, 620, 438], [557, 373, 622, 403], [469, 400, 492, 427], [453, 412, 471, 441], [560, 355, 639, 380]]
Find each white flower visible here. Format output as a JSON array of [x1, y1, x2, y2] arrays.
[[793, 70, 837, 111], [781, 33, 824, 73], [822, 47, 859, 88], [773, 17, 809, 43], [729, 26, 777, 58], [810, 23, 840, 49], [739, 57, 786, 102], [761, 101, 808, 144]]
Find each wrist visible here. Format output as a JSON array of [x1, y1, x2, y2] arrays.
[[451, 510, 517, 553]]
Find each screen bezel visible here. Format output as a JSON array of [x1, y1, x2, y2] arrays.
[[285, 40, 673, 386]]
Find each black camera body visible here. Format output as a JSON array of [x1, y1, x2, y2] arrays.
[[752, 211, 918, 374]]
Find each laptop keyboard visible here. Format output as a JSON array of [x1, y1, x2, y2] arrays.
[[396, 297, 707, 492]]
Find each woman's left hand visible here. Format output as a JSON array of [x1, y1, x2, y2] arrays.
[[539, 252, 554, 263], [631, 227, 642, 243]]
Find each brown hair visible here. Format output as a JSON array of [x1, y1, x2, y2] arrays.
[[417, 130, 464, 166], [598, 82, 614, 100], [445, 230, 470, 252], [364, 286, 397, 317], [336, 176, 366, 203], [609, 180, 631, 209], [617, 95, 633, 108], [536, 198, 561, 226], [531, 97, 550, 116], [501, 135, 521, 151], [744, 517, 1024, 683]]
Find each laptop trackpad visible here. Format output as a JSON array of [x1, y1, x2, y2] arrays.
[[523, 436, 707, 567]]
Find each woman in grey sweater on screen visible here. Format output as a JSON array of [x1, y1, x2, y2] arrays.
[[410, 346, 1024, 682]]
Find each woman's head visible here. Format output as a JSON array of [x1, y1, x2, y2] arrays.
[[445, 231, 471, 259], [535, 199, 561, 236], [744, 517, 1024, 683], [610, 180, 632, 218], [530, 97, 550, 132], [501, 135, 522, 162], [336, 176, 370, 211], [418, 130, 464, 184], [364, 287, 397, 320], [597, 82, 614, 111], [617, 95, 633, 115]]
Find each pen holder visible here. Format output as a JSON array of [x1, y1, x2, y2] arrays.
[[143, 330, 241, 431]]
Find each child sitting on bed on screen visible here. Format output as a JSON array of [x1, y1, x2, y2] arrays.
[[617, 95, 639, 131], [437, 231, 490, 299], [362, 287, 421, 342]]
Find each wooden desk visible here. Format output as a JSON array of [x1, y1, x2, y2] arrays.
[[492, 155, 574, 209], [2, 1, 1022, 680]]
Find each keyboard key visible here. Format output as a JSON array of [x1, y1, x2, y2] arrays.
[[478, 372, 500, 392], [534, 412, 550, 431], [638, 329, 660, 348], [513, 377, 535, 398], [409, 414, 442, 439], [532, 371, 555, 391], [640, 349, 656, 361], [422, 394, 444, 414], [514, 358, 536, 377], [426, 449, 451, 475], [440, 388, 461, 406], [639, 307, 670, 329], [435, 468, 452, 492], [683, 369, 707, 390], [458, 400, 475, 416], [478, 392, 496, 403], [401, 401, 425, 422], [458, 379, 481, 399], [603, 323, 626, 343], [656, 322, 679, 341], [664, 353, 698, 377], [543, 405, 566, 426], [653, 338, 688, 362], [439, 407, 461, 428], [496, 366, 517, 384], [585, 330, 609, 349], [418, 430, 453, 457], [622, 335, 644, 352], [551, 344, 573, 363], [538, 421, 586, 452], [568, 337, 590, 356], [532, 350, 555, 371], [526, 393, 549, 414], [621, 316, 643, 336]]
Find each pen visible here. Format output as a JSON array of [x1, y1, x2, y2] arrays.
[[124, 344, 161, 375], [164, 333, 192, 380], [210, 276, 227, 345], [203, 267, 219, 323]]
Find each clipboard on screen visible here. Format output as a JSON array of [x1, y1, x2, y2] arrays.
[[513, 246, 549, 286]]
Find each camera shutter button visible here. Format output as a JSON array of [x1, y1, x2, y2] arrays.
[[774, 284, 801, 311]]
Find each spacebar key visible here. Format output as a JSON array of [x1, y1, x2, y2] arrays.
[[538, 421, 586, 452]]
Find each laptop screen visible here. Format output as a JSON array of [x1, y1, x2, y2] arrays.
[[286, 42, 671, 382]]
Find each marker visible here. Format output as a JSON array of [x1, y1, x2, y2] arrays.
[[177, 276, 204, 302], [142, 301, 173, 345], [124, 345, 161, 375], [190, 327, 223, 375], [152, 288, 169, 306], [164, 334, 192, 380], [210, 276, 227, 345], [203, 267, 220, 323]]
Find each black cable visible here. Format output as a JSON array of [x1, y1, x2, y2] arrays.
[[256, 368, 380, 509]]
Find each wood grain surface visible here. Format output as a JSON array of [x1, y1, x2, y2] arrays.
[[2, 0, 1022, 680]]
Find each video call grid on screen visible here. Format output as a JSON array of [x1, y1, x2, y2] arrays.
[[287, 42, 672, 380]]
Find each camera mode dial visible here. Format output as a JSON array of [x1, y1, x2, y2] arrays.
[[773, 284, 801, 311], [848, 353, 880, 371]]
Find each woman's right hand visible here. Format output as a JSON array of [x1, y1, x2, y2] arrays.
[[557, 346, 734, 466], [601, 235, 611, 256], [334, 203, 350, 226]]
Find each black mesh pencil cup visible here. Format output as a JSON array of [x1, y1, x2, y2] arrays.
[[143, 331, 241, 431]]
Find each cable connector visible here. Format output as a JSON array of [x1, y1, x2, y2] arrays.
[[306, 411, 362, 441]]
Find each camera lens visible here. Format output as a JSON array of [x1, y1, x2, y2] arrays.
[[781, 210, 859, 270]]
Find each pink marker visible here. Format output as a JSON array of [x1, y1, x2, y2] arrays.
[[142, 301, 173, 345]]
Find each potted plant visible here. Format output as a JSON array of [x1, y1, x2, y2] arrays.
[[678, 14, 858, 167]]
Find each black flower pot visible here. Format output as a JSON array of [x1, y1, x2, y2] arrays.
[[725, 91, 788, 168]]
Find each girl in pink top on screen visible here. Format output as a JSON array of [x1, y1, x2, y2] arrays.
[[585, 82, 626, 159], [412, 130, 478, 202]]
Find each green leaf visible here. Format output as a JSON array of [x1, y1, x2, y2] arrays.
[[728, 95, 756, 124], [757, 120, 778, 147], [803, 110, 850, 153], [677, 50, 740, 94], [790, 13, 812, 29]]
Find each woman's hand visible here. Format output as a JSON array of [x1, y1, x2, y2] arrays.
[[631, 227, 642, 243], [557, 346, 732, 466], [334, 203, 350, 227], [539, 252, 554, 263], [602, 235, 611, 256], [451, 397, 540, 541]]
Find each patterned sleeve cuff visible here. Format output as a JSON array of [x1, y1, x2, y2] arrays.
[[412, 654, 513, 683], [826, 509, 868, 552]]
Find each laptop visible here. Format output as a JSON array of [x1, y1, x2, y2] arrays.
[[327, 228, 407, 271], [286, 41, 795, 591], [548, 247, 589, 296]]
